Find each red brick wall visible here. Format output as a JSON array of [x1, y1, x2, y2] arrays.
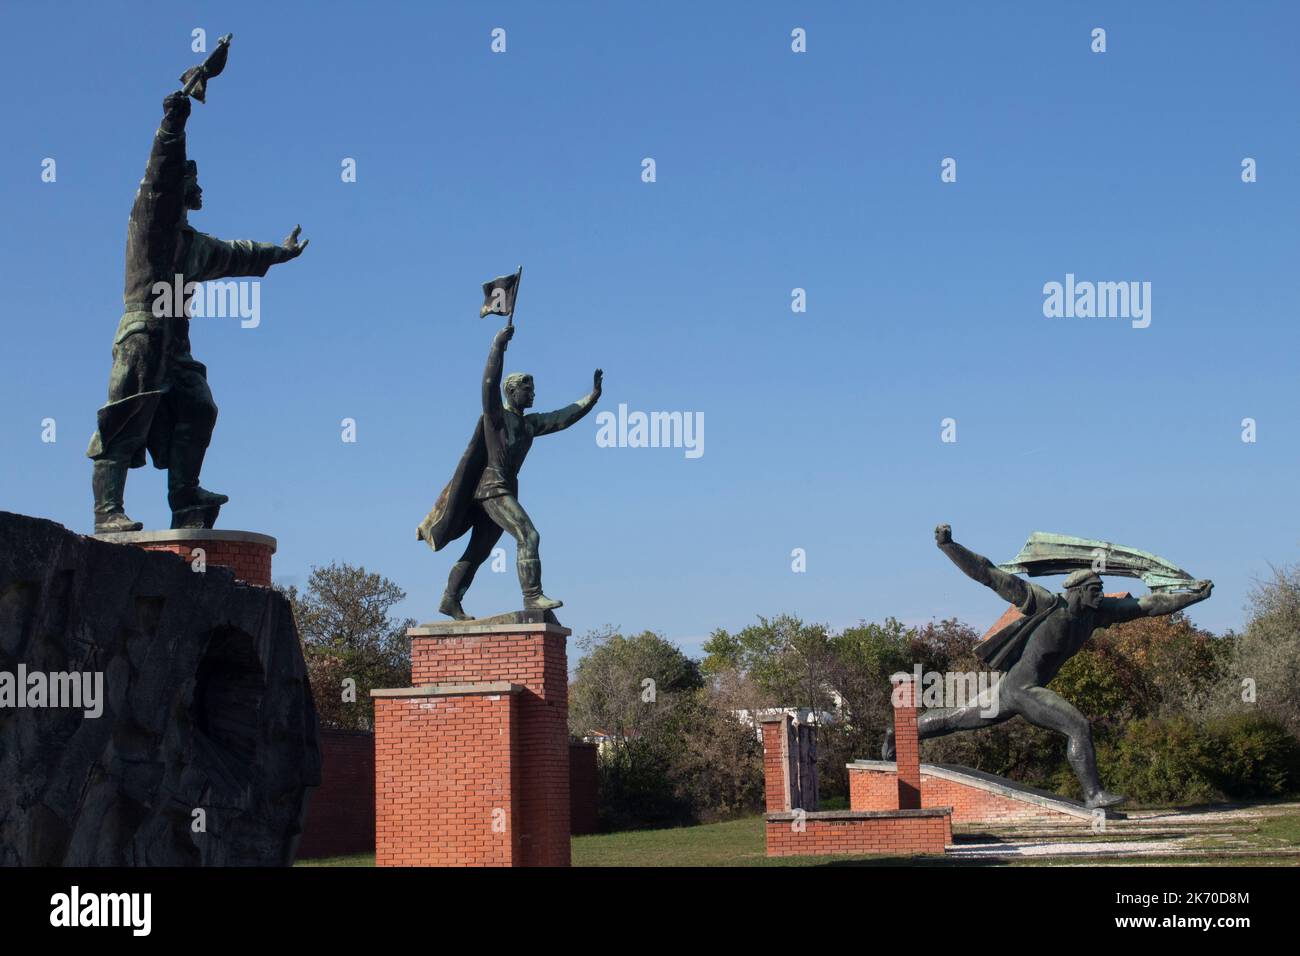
[[849, 766, 899, 810], [374, 691, 520, 867], [297, 730, 375, 859], [409, 627, 570, 867], [137, 539, 273, 586], [849, 766, 1085, 825], [893, 678, 921, 809], [765, 813, 949, 857], [569, 742, 599, 835]]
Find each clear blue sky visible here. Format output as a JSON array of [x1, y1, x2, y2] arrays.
[[2, 2, 1295, 656]]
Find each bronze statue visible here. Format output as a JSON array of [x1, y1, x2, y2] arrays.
[[87, 35, 309, 532], [883, 524, 1213, 809], [418, 322, 602, 619]]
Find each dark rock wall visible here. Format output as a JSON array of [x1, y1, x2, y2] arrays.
[[0, 512, 320, 866]]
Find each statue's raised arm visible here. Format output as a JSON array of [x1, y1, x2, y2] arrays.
[[122, 91, 192, 309], [482, 325, 514, 425], [934, 523, 1031, 608]]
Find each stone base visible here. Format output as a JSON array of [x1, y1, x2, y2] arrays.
[[416, 608, 562, 629], [93, 529, 276, 586], [848, 760, 1114, 824]]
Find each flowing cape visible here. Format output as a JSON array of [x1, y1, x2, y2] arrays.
[[975, 585, 1063, 672], [417, 416, 487, 551]]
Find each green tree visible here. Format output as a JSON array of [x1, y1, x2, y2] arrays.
[[1052, 611, 1225, 726], [569, 628, 705, 829], [702, 615, 838, 718], [819, 618, 913, 794], [282, 562, 413, 731], [666, 684, 766, 822], [569, 627, 702, 742], [1227, 565, 1300, 736]]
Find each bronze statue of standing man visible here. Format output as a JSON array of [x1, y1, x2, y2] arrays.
[[87, 35, 309, 532], [418, 273, 602, 619]]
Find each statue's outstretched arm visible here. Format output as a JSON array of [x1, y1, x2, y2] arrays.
[[186, 230, 305, 282], [935, 524, 1030, 607], [1104, 581, 1213, 625], [529, 368, 602, 437]]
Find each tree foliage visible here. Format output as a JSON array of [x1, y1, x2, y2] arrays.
[[282, 562, 413, 731], [1225, 565, 1300, 736]]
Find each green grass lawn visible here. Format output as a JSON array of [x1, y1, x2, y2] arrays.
[[296, 815, 947, 867], [1255, 812, 1300, 847], [573, 814, 873, 867], [297, 807, 1300, 867]]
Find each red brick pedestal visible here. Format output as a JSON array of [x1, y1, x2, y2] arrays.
[[93, 528, 276, 586], [371, 616, 571, 867], [760, 712, 951, 858], [849, 676, 1096, 825]]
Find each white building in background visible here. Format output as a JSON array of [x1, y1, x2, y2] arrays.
[[732, 689, 844, 739]]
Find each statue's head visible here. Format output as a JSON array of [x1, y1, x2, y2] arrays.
[[503, 372, 535, 411], [1063, 569, 1104, 612], [184, 160, 203, 211]]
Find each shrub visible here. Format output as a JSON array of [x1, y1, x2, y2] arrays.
[[1099, 716, 1220, 805], [1203, 712, 1300, 799]]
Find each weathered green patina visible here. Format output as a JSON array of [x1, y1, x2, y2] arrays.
[[418, 320, 602, 620], [997, 531, 1199, 592], [87, 36, 308, 533], [883, 524, 1213, 811]]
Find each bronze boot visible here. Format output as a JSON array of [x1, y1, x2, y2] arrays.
[[92, 461, 143, 533], [439, 561, 477, 621], [518, 558, 562, 611]]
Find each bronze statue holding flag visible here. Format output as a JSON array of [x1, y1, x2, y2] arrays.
[[86, 34, 310, 532], [417, 270, 603, 619]]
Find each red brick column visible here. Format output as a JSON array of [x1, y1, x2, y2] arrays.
[[760, 715, 793, 812], [403, 619, 572, 867], [93, 529, 276, 586], [372, 683, 521, 866], [893, 677, 921, 809]]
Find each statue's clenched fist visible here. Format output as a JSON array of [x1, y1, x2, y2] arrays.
[[592, 369, 603, 398], [935, 523, 953, 546], [163, 90, 191, 119]]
